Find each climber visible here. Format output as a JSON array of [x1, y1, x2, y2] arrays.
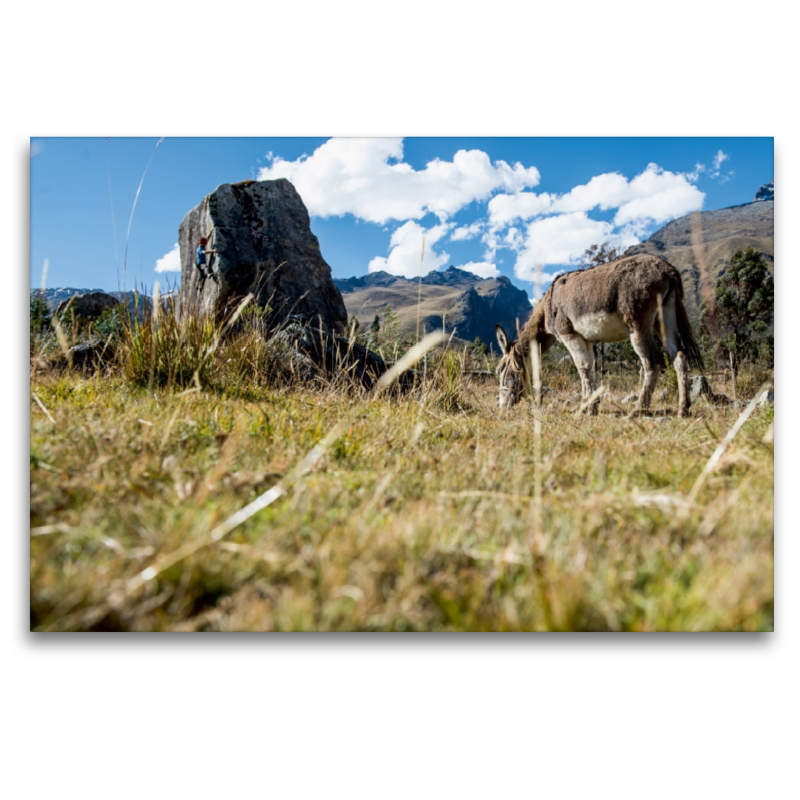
[[196, 228, 217, 281]]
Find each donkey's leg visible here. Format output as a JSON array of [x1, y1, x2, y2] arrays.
[[658, 295, 691, 417], [629, 328, 660, 415], [561, 334, 598, 414], [674, 352, 690, 417]]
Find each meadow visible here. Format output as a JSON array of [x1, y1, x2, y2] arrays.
[[29, 306, 774, 632]]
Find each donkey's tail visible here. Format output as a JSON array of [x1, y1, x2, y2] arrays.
[[672, 278, 705, 371]]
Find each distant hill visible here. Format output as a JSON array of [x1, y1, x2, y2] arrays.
[[624, 180, 774, 314], [30, 288, 154, 315], [335, 266, 532, 349]]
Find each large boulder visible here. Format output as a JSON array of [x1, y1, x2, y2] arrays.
[[177, 179, 348, 333]]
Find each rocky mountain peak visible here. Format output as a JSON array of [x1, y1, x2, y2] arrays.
[[754, 180, 774, 202]]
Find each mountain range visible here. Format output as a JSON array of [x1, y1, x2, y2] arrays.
[[334, 267, 533, 347]]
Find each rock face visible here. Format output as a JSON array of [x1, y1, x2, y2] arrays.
[[178, 179, 348, 333], [54, 291, 119, 321], [334, 266, 532, 350]]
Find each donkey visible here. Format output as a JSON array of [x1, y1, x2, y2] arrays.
[[495, 254, 704, 417]]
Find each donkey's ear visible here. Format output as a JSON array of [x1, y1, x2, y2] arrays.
[[496, 324, 511, 355]]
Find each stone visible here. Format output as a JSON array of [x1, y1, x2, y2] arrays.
[[265, 322, 401, 390], [66, 340, 114, 371], [177, 179, 348, 333], [690, 375, 731, 405], [689, 375, 709, 404], [621, 393, 638, 405], [55, 291, 119, 322]]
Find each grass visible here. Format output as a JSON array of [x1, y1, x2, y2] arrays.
[[29, 317, 774, 631]]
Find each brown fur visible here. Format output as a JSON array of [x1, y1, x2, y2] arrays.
[[496, 255, 704, 416]]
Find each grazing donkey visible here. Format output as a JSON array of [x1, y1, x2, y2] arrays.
[[495, 255, 704, 417]]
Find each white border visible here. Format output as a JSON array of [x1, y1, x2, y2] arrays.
[[7, 4, 796, 798]]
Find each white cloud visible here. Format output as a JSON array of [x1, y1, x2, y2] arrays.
[[257, 138, 541, 224], [712, 150, 730, 171], [155, 243, 180, 272], [487, 191, 553, 226], [513, 213, 615, 282], [709, 150, 733, 183], [488, 164, 704, 233], [504, 226, 524, 251], [512, 212, 644, 283], [455, 261, 499, 279], [550, 173, 630, 214], [683, 162, 706, 182], [368, 221, 451, 278], [450, 221, 484, 241]]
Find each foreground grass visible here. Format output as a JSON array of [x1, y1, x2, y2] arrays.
[[30, 369, 773, 631]]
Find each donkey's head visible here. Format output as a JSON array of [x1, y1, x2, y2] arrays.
[[495, 324, 527, 410]]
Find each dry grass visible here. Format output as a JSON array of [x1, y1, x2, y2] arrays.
[[29, 336, 773, 631]]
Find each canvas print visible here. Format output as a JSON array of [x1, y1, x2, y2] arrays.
[[29, 137, 774, 631]]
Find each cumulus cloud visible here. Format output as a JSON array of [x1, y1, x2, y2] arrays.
[[550, 173, 630, 214], [489, 164, 704, 230], [368, 221, 451, 278], [488, 191, 553, 226], [482, 163, 705, 280], [455, 261, 499, 279], [155, 243, 180, 272], [512, 213, 616, 282], [613, 164, 705, 226], [450, 221, 485, 241], [257, 138, 541, 224]]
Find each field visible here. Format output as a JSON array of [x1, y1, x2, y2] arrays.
[[29, 323, 774, 632]]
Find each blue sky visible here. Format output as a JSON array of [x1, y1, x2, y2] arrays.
[[30, 137, 773, 299]]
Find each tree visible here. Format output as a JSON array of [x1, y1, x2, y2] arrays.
[[712, 247, 774, 377], [380, 304, 401, 344], [370, 313, 381, 335], [30, 293, 51, 333], [582, 242, 622, 268], [472, 335, 489, 356]]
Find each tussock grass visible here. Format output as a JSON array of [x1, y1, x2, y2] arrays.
[[117, 291, 221, 389], [30, 330, 774, 630]]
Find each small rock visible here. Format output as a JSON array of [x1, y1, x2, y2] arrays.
[[621, 393, 638, 405], [690, 375, 731, 405], [67, 339, 113, 370], [690, 375, 710, 404]]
